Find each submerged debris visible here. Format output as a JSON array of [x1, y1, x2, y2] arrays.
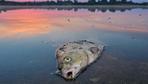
[[139, 14, 142, 16], [89, 77, 101, 83], [67, 18, 70, 22]]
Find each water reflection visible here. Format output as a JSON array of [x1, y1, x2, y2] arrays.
[[0, 7, 148, 39], [0, 7, 148, 84], [0, 6, 148, 13]]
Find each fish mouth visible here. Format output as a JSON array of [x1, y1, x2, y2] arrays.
[[67, 71, 73, 77], [66, 71, 73, 79], [62, 70, 78, 80], [60, 66, 81, 80]]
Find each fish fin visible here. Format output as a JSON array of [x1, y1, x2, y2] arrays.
[[89, 47, 99, 54]]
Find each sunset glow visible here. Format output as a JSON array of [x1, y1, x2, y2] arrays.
[[0, 9, 148, 39]]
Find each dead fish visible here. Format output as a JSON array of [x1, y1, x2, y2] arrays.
[[55, 40, 104, 80]]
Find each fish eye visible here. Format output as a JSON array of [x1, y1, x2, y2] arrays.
[[64, 57, 72, 62]]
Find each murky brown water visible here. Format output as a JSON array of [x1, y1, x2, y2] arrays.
[[0, 7, 148, 84]]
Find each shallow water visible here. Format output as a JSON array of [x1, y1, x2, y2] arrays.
[[0, 7, 148, 84]]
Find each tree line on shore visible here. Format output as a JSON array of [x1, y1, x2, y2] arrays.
[[0, 0, 148, 5]]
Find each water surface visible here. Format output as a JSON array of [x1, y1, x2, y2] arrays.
[[0, 7, 148, 84]]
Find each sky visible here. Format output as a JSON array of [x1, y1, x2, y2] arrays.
[[8, 0, 148, 3]]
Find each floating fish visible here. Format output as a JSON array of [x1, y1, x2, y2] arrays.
[[56, 40, 104, 80]]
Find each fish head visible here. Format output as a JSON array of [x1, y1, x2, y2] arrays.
[[57, 51, 87, 80]]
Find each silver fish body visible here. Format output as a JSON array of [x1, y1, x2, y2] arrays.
[[56, 40, 104, 80]]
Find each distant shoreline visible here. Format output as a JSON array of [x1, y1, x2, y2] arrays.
[[0, 5, 148, 13], [0, 5, 148, 8], [0, 0, 148, 9]]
